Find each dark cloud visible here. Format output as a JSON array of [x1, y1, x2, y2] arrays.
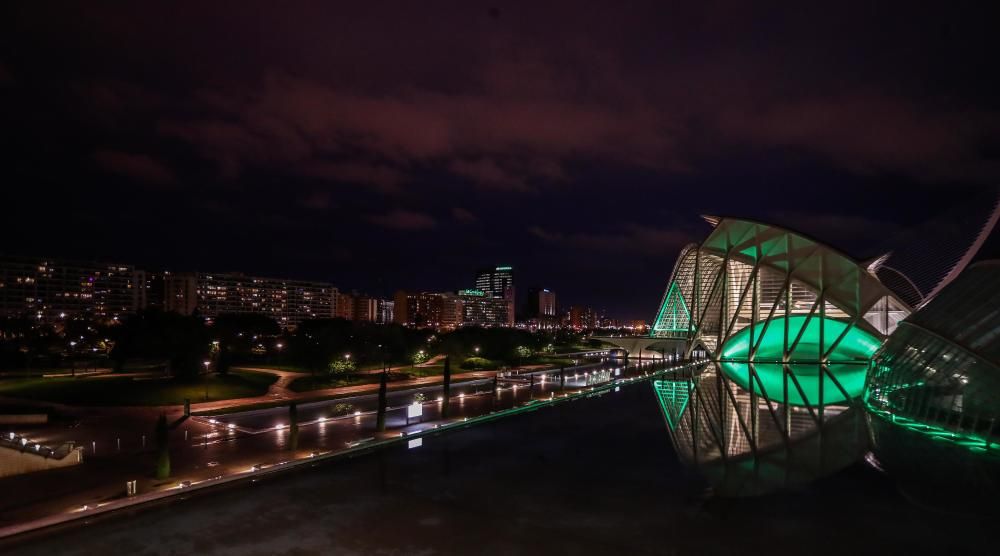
[[451, 207, 478, 224], [0, 62, 13, 85], [297, 161, 406, 193], [368, 209, 437, 231], [716, 93, 1000, 182], [150, 70, 679, 189], [529, 224, 690, 255], [93, 149, 174, 186], [299, 191, 335, 211]]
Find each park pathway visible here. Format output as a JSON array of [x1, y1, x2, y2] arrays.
[[193, 366, 499, 414]]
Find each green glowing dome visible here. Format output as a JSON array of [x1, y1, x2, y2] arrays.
[[718, 316, 880, 405], [720, 315, 881, 362]]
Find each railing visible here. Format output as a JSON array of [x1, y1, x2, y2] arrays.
[[1, 432, 76, 460]]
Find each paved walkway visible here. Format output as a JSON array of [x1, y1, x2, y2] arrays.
[[353, 353, 448, 375], [194, 366, 499, 414], [1, 362, 563, 416], [233, 367, 308, 396]]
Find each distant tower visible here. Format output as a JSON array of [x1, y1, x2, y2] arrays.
[[475, 265, 514, 325], [541, 290, 556, 316]]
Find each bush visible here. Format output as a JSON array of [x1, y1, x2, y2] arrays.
[[460, 356, 493, 370]]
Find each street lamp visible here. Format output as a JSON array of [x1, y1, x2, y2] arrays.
[[202, 360, 212, 400]]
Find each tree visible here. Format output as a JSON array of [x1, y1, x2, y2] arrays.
[[376, 370, 388, 432], [111, 310, 209, 379], [441, 355, 452, 419], [212, 313, 280, 374], [411, 350, 429, 366], [329, 358, 356, 375], [155, 413, 170, 480]]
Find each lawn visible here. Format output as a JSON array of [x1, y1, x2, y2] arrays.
[[0, 370, 277, 406], [402, 363, 446, 377], [252, 361, 406, 373], [287, 374, 381, 393]]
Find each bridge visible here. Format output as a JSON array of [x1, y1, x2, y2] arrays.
[[589, 335, 686, 359]]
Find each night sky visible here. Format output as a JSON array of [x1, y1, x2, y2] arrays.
[[2, 3, 999, 319]]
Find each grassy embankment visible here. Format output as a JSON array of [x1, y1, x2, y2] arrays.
[[0, 370, 277, 406]]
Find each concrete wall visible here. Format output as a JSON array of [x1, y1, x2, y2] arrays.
[[0, 445, 83, 478]]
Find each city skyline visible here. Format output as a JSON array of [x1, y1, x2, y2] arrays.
[[4, 3, 1000, 319], [1, 254, 628, 330]]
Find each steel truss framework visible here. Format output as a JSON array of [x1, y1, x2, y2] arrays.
[[648, 218, 914, 495], [651, 217, 911, 365]]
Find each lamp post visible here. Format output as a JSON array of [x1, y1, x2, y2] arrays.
[[203, 360, 211, 401]]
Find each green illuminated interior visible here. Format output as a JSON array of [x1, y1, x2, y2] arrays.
[[653, 379, 691, 430], [717, 316, 879, 406], [652, 281, 690, 335], [719, 361, 869, 406], [720, 315, 880, 362]]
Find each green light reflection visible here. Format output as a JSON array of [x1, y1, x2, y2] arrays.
[[719, 361, 868, 406]]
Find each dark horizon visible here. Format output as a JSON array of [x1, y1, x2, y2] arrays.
[[3, 2, 1000, 319]]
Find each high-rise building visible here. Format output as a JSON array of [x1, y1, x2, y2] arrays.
[[458, 288, 509, 327], [538, 289, 556, 317], [394, 290, 438, 328], [353, 295, 378, 322], [332, 291, 380, 322], [568, 306, 598, 330], [165, 272, 337, 329], [377, 299, 394, 324], [164, 271, 197, 316], [334, 291, 356, 320], [143, 271, 168, 311], [393, 290, 464, 329], [525, 287, 556, 318], [0, 256, 145, 322], [439, 292, 464, 329], [474, 265, 515, 326]]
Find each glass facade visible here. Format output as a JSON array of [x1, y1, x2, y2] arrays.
[[864, 262, 1000, 502], [650, 217, 911, 496], [651, 218, 909, 358]]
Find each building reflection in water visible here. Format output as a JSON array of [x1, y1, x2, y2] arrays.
[[654, 362, 869, 497]]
